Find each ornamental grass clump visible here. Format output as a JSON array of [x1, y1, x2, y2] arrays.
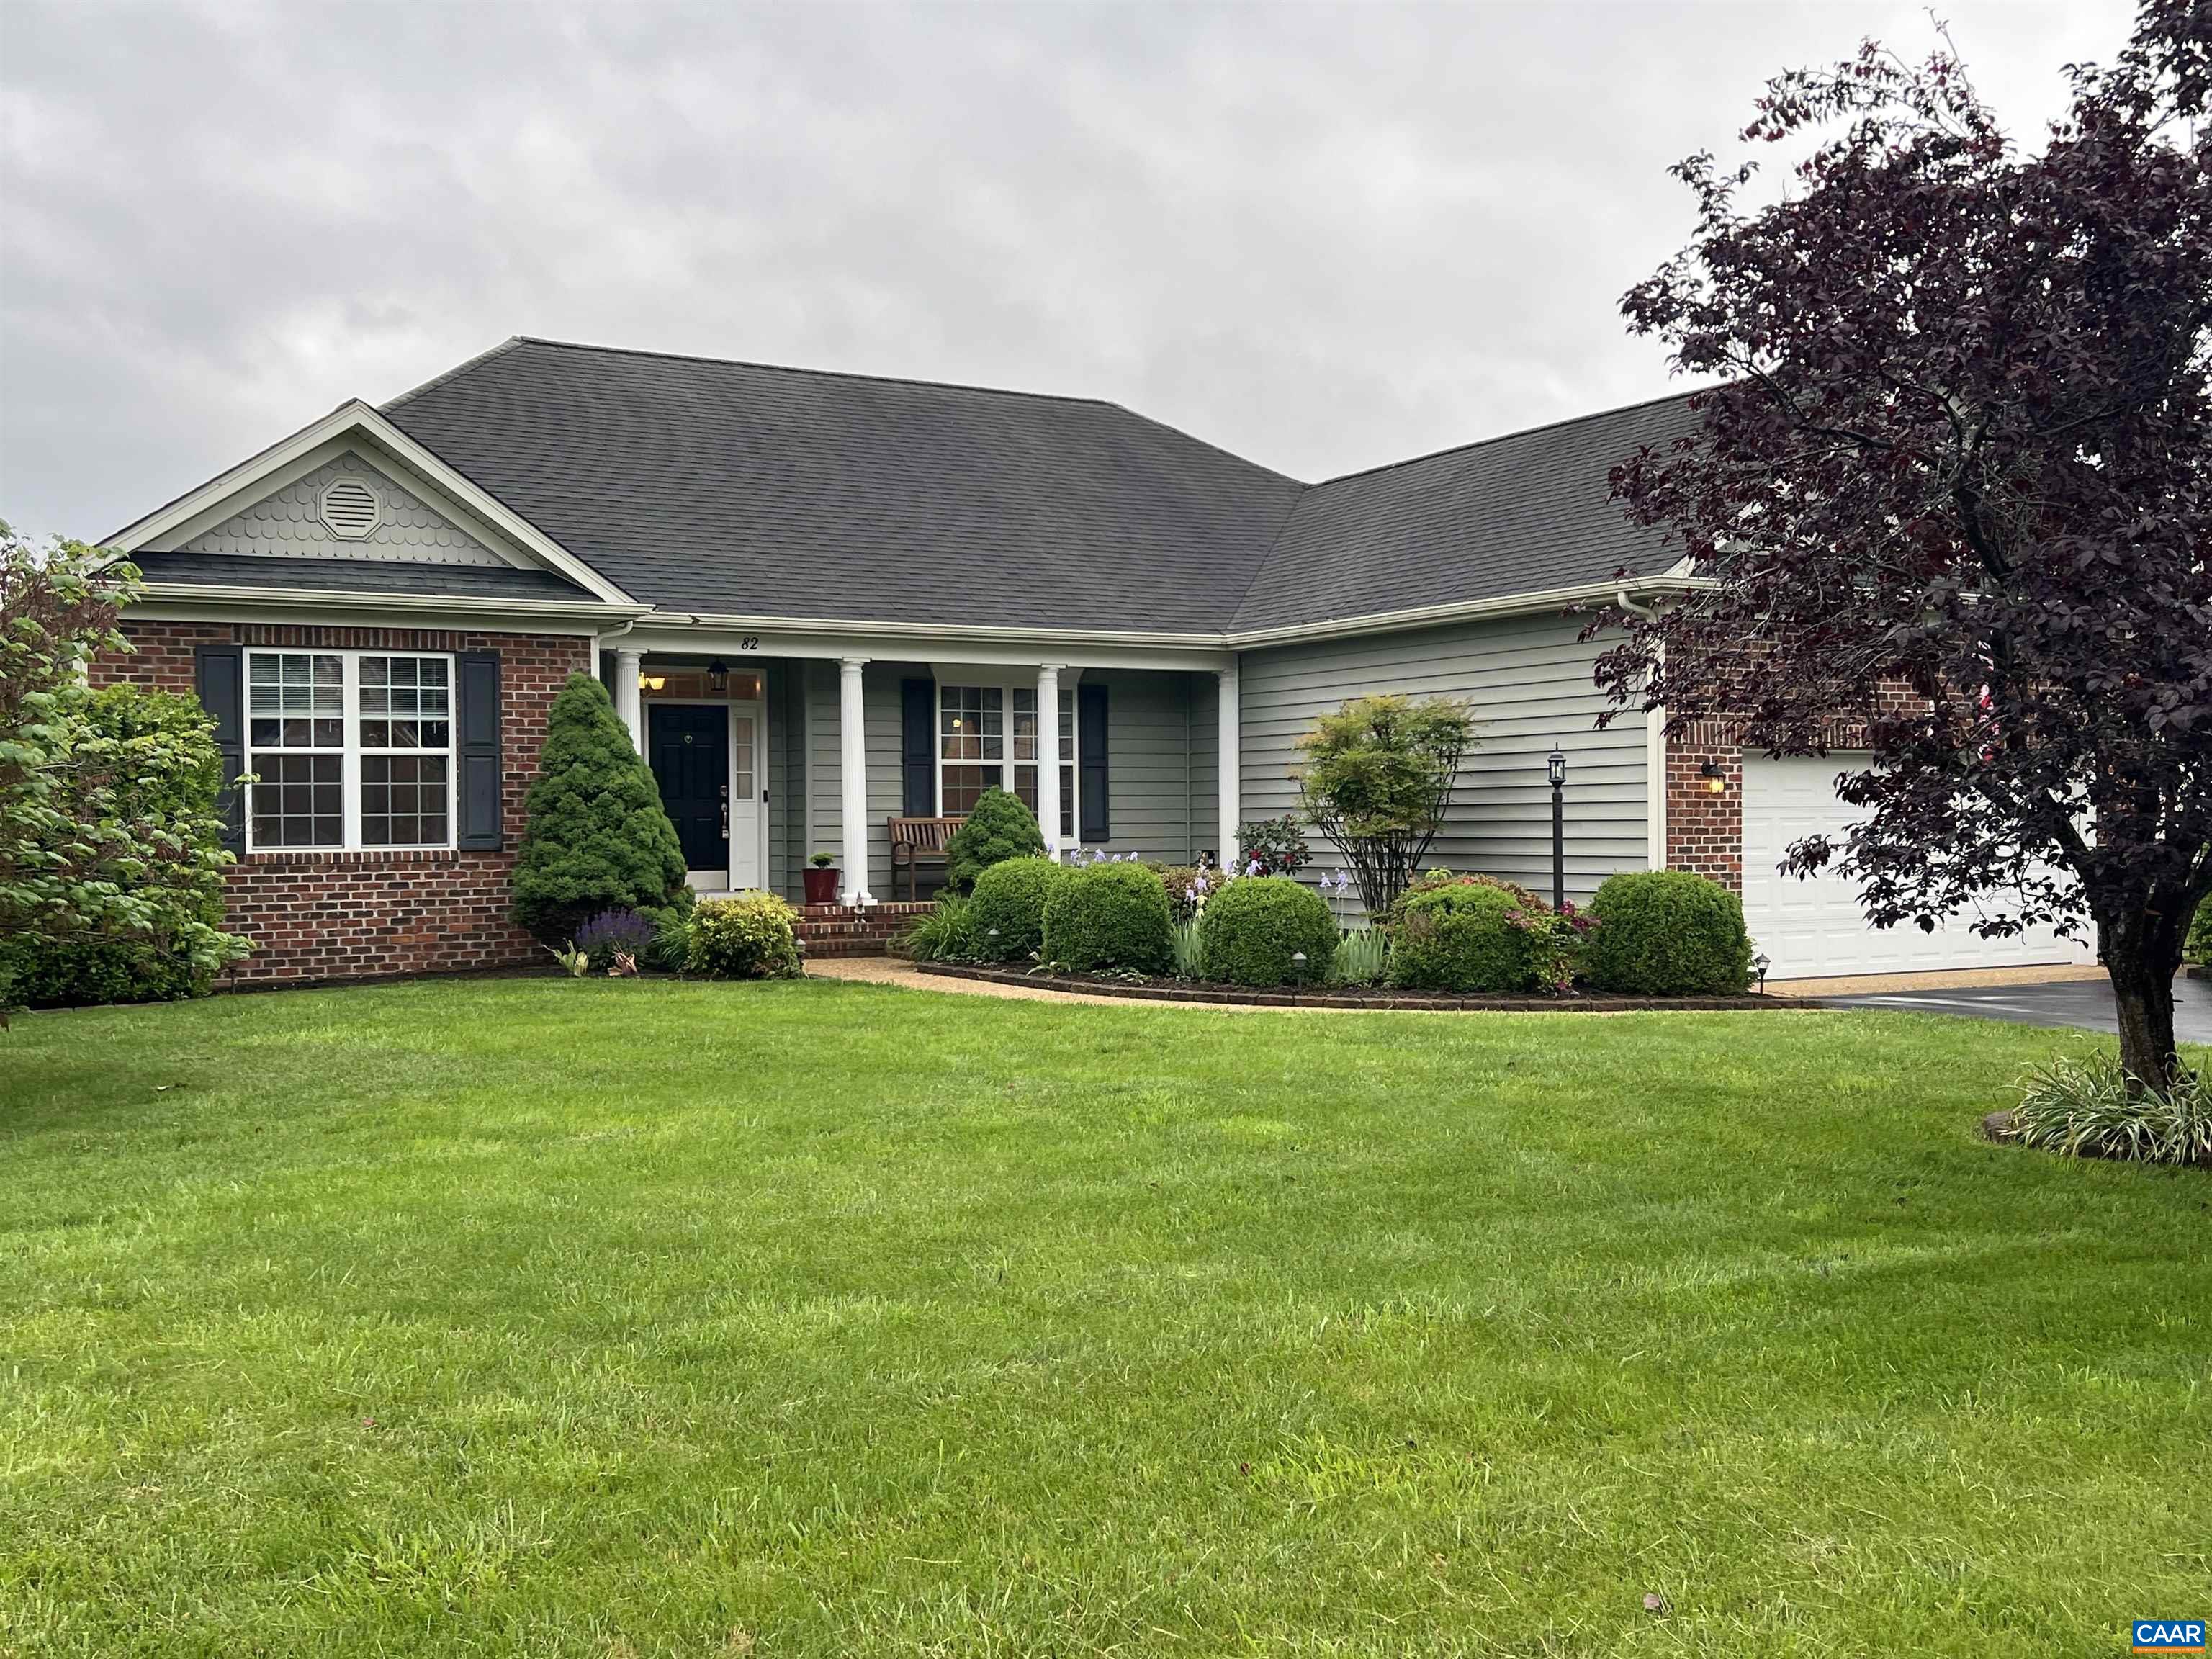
[[1196, 876, 1336, 986], [1330, 927, 1392, 986], [967, 857, 1064, 961], [1041, 862, 1174, 974], [900, 893, 980, 963], [1581, 871, 1753, 997], [943, 788, 1045, 892], [2010, 1052, 2211, 1166], [683, 893, 801, 980]]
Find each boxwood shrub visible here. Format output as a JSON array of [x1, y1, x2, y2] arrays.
[[1582, 870, 1753, 995], [967, 856, 1066, 961], [1197, 876, 1338, 986], [1389, 881, 1533, 993], [1041, 862, 1174, 974], [683, 892, 802, 979], [1388, 869, 1547, 927]]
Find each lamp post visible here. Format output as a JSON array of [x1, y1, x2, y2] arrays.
[[1547, 747, 1567, 913]]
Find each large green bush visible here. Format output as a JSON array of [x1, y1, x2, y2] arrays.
[[1389, 881, 1532, 993], [1582, 870, 1753, 996], [512, 675, 687, 945], [0, 683, 234, 1008], [1197, 876, 1338, 986], [1041, 861, 1173, 974], [943, 787, 1045, 892], [2188, 896, 2210, 964], [683, 891, 801, 979], [1388, 869, 1546, 927], [967, 856, 1065, 961]]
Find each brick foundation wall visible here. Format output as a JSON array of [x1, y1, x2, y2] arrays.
[[94, 620, 590, 985]]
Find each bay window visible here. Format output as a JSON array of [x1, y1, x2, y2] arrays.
[[246, 649, 454, 851]]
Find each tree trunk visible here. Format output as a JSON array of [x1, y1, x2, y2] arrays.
[[2104, 914, 2185, 1094]]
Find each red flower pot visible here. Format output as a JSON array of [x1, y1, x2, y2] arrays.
[[803, 866, 840, 905]]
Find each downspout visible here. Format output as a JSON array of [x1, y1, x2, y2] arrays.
[[1617, 588, 1667, 871]]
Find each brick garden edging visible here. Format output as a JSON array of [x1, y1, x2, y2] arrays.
[[917, 962, 1822, 1012]]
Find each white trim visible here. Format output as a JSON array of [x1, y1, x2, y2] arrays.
[[242, 646, 456, 854], [107, 400, 637, 606], [132, 580, 647, 624], [624, 577, 1709, 660]]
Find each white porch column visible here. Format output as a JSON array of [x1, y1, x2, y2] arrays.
[[837, 655, 876, 906], [613, 648, 645, 755], [1036, 663, 1063, 858], [1216, 662, 1241, 870]]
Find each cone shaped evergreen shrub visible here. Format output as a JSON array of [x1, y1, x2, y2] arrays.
[[512, 674, 688, 944]]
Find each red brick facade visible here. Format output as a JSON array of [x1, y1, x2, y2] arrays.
[[94, 621, 591, 985], [1665, 719, 1744, 890], [1663, 683, 1933, 894]]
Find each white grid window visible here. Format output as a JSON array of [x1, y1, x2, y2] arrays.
[[246, 649, 456, 853], [938, 682, 1077, 827]]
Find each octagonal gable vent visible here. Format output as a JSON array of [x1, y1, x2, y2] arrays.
[[319, 477, 382, 540]]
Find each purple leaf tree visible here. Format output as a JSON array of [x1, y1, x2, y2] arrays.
[[1596, 2, 2212, 1090]]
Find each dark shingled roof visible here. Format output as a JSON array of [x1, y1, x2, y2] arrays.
[[383, 338, 1305, 632], [129, 550, 592, 601], [363, 336, 1700, 636], [1231, 394, 1703, 632]]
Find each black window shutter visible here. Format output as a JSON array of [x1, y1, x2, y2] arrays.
[[456, 650, 504, 850], [194, 644, 246, 853], [1078, 681, 1110, 841], [900, 678, 935, 815]]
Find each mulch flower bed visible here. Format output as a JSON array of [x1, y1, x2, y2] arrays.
[[917, 961, 1823, 1012]]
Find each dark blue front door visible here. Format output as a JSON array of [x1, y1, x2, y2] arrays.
[[649, 703, 729, 876]]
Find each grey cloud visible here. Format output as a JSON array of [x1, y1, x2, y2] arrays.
[[0, 0, 2135, 542]]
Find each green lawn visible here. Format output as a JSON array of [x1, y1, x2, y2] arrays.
[[3, 980, 2207, 1657]]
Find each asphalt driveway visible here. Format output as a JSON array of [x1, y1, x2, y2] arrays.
[[1822, 972, 2212, 1043]]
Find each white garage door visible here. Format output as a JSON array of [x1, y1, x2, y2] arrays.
[[1740, 754, 2092, 980]]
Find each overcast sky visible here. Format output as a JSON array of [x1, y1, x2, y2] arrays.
[[1, 0, 2138, 543]]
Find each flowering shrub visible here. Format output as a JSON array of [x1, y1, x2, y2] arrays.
[[1237, 815, 1310, 877], [1506, 902, 1596, 995], [575, 907, 656, 973], [684, 892, 802, 979], [1388, 869, 1547, 927]]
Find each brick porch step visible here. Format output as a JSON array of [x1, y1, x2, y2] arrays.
[[794, 901, 932, 959]]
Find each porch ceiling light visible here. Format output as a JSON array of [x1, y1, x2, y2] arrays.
[[639, 672, 666, 693]]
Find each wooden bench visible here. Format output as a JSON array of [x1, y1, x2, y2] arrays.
[[887, 814, 965, 901]]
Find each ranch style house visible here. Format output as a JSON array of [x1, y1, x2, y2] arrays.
[[94, 336, 2090, 984]]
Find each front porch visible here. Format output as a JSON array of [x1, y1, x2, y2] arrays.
[[595, 638, 1242, 910]]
